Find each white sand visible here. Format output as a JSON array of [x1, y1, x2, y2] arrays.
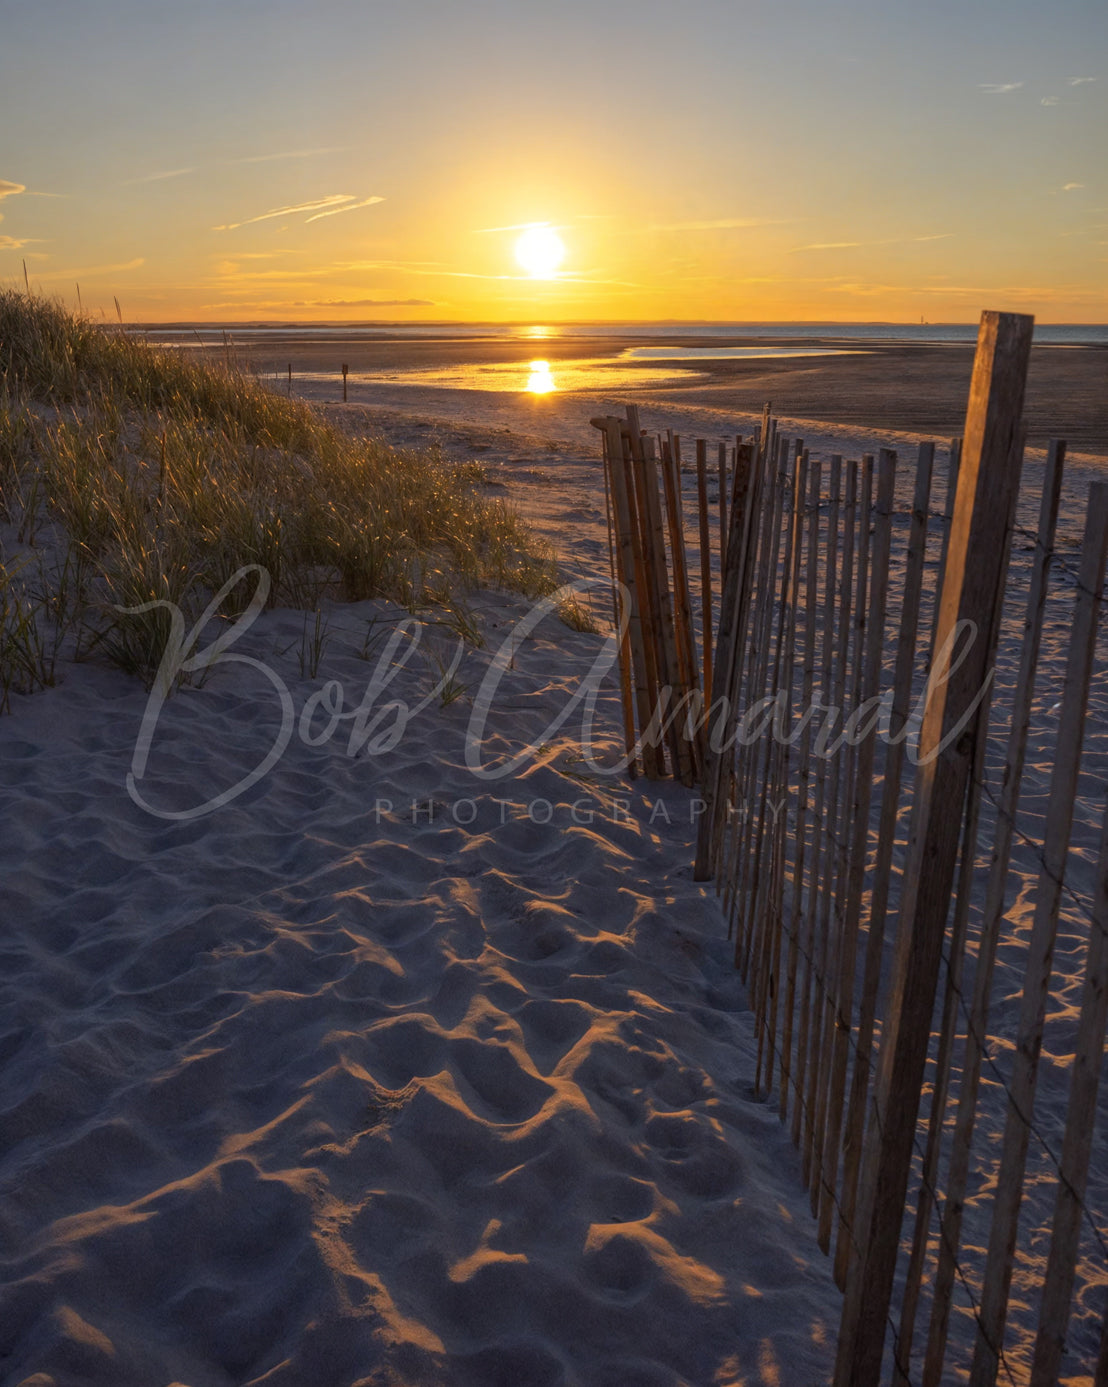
[[0, 528, 839, 1383], [1, 385, 1104, 1386]]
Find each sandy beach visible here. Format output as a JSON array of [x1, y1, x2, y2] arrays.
[[1, 321, 1105, 1385], [0, 508, 842, 1386]]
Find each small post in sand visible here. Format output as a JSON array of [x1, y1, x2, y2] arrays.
[[342, 363, 349, 402], [695, 439, 713, 699]]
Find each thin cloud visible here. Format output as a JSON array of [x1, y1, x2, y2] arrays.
[[44, 258, 145, 277], [214, 194, 381, 231], [208, 267, 339, 282], [231, 147, 346, 164], [473, 221, 552, 234], [790, 233, 953, 253], [299, 297, 435, 307], [209, 251, 305, 262], [1063, 183, 1086, 191], [821, 277, 1103, 303], [791, 241, 864, 252], [1069, 77, 1097, 86], [1041, 97, 1061, 106], [979, 82, 1024, 94], [649, 218, 788, 232], [305, 195, 385, 223], [0, 235, 37, 250], [125, 167, 196, 185], [345, 259, 448, 270], [0, 179, 26, 210]]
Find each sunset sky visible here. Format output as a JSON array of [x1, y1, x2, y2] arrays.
[[1, 0, 1104, 323]]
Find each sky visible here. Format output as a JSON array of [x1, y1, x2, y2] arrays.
[[0, 0, 1105, 323]]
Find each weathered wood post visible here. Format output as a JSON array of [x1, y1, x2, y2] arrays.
[[342, 362, 349, 402], [833, 310, 1034, 1387]]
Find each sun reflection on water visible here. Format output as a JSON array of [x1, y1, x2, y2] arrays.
[[526, 360, 556, 394]]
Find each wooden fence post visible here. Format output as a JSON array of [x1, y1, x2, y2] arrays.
[[834, 310, 1034, 1387]]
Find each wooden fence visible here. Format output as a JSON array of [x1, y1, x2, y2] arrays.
[[598, 311, 1108, 1384]]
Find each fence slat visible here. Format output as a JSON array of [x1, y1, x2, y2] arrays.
[[696, 438, 714, 699], [1031, 779, 1108, 1384], [756, 445, 807, 1095], [922, 440, 1067, 1385], [733, 437, 788, 962], [929, 436, 963, 655], [1097, 1299, 1108, 1386], [596, 421, 638, 774], [798, 454, 843, 1165], [781, 455, 822, 1125], [741, 437, 791, 973], [808, 457, 859, 1206], [663, 430, 704, 779], [718, 441, 763, 921], [969, 479, 1108, 1387]]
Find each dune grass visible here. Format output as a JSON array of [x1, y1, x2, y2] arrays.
[[0, 291, 557, 699]]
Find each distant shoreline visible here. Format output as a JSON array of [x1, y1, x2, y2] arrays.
[[127, 320, 1108, 348]]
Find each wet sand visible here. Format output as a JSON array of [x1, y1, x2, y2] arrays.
[[193, 329, 1107, 458]]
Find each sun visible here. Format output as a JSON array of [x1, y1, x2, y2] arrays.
[[515, 225, 566, 279]]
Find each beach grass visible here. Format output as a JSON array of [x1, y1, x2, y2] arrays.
[[0, 291, 557, 699]]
